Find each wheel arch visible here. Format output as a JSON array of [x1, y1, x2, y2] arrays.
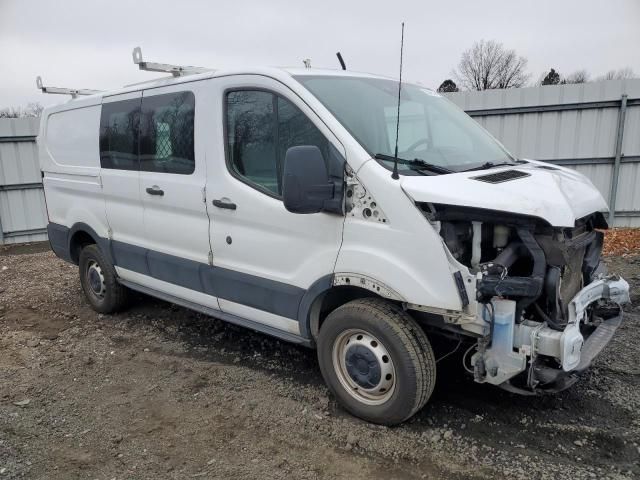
[[298, 274, 405, 344], [68, 222, 109, 265]]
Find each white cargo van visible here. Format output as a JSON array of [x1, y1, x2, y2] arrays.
[[38, 58, 629, 425]]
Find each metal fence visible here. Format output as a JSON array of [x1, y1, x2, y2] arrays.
[[445, 78, 640, 227], [0, 117, 47, 244], [1, 80, 639, 244]]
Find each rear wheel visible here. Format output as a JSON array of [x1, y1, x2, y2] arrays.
[[79, 244, 128, 313], [317, 298, 436, 425]]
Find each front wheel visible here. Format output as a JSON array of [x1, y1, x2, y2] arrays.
[[317, 298, 436, 425], [79, 244, 129, 313]]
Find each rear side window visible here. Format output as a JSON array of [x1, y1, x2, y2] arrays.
[[226, 90, 329, 196], [140, 91, 195, 174], [99, 98, 140, 170]]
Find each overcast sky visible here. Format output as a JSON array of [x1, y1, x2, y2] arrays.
[[1, 0, 639, 109]]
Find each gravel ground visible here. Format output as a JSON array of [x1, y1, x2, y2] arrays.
[[0, 244, 639, 480]]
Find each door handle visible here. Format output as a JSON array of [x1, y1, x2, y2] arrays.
[[212, 199, 237, 210], [146, 186, 164, 196]]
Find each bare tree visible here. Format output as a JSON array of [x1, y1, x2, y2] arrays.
[[535, 67, 635, 87], [597, 67, 636, 81], [453, 40, 530, 90], [25, 103, 44, 117], [0, 108, 21, 118], [0, 102, 44, 118], [563, 70, 590, 84]]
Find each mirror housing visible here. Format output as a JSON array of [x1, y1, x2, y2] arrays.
[[283, 146, 335, 214]]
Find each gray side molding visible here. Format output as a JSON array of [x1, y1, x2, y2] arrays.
[[119, 279, 311, 347], [47, 222, 338, 343]]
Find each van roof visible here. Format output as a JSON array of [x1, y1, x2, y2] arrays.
[[122, 66, 392, 90], [42, 67, 396, 112]]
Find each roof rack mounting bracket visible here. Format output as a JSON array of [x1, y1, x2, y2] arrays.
[[35, 76, 101, 98], [132, 46, 212, 77]]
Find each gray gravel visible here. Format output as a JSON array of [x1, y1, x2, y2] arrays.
[[0, 245, 638, 479]]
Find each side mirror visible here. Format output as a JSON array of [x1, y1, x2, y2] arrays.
[[282, 145, 334, 214]]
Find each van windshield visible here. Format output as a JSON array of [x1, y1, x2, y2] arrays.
[[294, 75, 516, 174]]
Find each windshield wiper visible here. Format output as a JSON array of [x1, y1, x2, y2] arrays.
[[461, 161, 522, 172], [374, 153, 453, 175]]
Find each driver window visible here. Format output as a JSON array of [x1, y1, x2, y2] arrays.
[[226, 90, 329, 196]]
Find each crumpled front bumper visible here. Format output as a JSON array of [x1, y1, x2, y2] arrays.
[[501, 275, 630, 394], [529, 307, 624, 393], [559, 275, 630, 371]]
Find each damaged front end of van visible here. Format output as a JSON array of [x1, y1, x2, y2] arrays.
[[406, 165, 630, 394]]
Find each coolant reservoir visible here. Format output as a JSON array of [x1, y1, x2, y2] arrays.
[[491, 299, 516, 354]]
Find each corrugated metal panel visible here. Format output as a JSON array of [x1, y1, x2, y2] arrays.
[[0, 117, 47, 244], [446, 79, 640, 227]]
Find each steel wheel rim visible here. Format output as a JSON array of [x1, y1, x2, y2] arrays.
[[332, 329, 396, 405], [86, 259, 106, 299]]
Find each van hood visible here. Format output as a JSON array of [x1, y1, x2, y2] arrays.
[[400, 160, 608, 227]]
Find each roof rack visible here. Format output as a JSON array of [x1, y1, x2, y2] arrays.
[[132, 46, 212, 77], [36, 76, 102, 98]]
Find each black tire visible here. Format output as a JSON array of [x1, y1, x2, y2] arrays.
[[317, 298, 436, 425], [79, 244, 128, 313]]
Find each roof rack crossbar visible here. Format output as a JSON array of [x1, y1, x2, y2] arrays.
[[132, 47, 212, 77], [36, 76, 101, 98]]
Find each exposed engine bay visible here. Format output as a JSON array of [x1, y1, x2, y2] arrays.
[[418, 203, 630, 394]]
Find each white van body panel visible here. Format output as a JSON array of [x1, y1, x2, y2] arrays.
[[43, 173, 106, 233], [138, 82, 210, 267], [39, 101, 109, 239], [45, 106, 102, 171], [199, 74, 347, 323], [100, 91, 145, 252], [401, 160, 608, 228], [208, 183, 343, 288], [204, 74, 346, 291], [335, 159, 462, 310]]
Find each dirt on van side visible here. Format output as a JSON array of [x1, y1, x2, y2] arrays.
[[0, 248, 639, 480]]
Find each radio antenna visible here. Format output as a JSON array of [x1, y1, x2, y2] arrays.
[[336, 52, 346, 70], [391, 22, 405, 180]]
